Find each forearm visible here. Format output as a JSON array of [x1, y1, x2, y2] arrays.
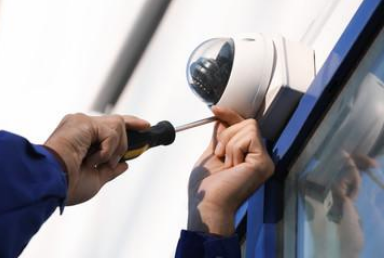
[[179, 201, 241, 258], [188, 202, 235, 236], [0, 131, 67, 258]]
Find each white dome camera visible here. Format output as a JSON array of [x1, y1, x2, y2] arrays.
[[187, 34, 315, 140]]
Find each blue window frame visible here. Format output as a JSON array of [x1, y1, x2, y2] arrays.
[[286, 30, 383, 258], [237, 0, 384, 257]]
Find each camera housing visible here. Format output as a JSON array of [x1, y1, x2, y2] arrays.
[[187, 34, 315, 141]]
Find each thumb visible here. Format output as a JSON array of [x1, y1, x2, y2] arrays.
[[211, 105, 244, 126]]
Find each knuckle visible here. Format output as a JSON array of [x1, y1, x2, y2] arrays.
[[63, 113, 92, 130], [233, 141, 243, 152], [67, 113, 88, 123], [244, 118, 257, 127], [63, 113, 78, 122], [249, 154, 274, 178], [72, 112, 87, 120], [259, 156, 275, 179], [62, 114, 73, 121], [109, 115, 124, 129], [113, 115, 124, 124], [247, 119, 258, 130], [100, 149, 113, 159], [125, 115, 138, 121]]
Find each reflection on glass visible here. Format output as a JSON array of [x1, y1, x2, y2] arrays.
[[285, 30, 384, 258]]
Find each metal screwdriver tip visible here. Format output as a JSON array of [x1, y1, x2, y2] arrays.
[[175, 116, 217, 133]]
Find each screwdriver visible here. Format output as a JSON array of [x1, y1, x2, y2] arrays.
[[121, 116, 217, 161]]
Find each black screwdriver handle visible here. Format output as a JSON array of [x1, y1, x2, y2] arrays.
[[121, 121, 176, 161]]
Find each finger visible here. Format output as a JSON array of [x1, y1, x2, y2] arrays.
[[342, 153, 361, 199], [211, 105, 244, 126], [208, 122, 224, 154], [205, 106, 244, 157], [224, 134, 243, 168], [215, 122, 246, 158], [87, 126, 120, 166], [224, 153, 232, 168], [347, 164, 361, 200], [198, 121, 227, 166], [215, 119, 260, 158], [215, 121, 227, 139], [96, 115, 129, 168], [351, 154, 378, 170], [110, 116, 128, 168], [225, 125, 260, 166], [122, 115, 150, 130], [230, 133, 250, 166]]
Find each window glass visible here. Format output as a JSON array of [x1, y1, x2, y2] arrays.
[[284, 30, 384, 258]]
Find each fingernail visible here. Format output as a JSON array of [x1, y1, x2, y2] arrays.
[[214, 142, 224, 156]]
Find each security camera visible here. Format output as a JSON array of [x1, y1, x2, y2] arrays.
[[187, 34, 315, 141]]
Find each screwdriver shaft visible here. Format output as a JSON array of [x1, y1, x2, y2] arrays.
[[175, 116, 217, 133]]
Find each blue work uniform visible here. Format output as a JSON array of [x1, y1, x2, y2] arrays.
[[0, 131, 241, 258]]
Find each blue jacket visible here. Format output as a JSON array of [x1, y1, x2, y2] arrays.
[[0, 131, 241, 258]]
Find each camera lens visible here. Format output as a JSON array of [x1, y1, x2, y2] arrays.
[[187, 38, 234, 105]]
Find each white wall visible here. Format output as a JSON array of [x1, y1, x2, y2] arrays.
[[0, 1, 146, 257], [0, 0, 145, 141], [0, 0, 362, 257]]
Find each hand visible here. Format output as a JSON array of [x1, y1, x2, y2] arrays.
[[188, 106, 274, 236], [332, 152, 363, 201], [336, 153, 380, 257], [333, 152, 376, 201], [44, 113, 149, 205]]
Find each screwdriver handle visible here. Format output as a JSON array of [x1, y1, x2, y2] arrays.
[[121, 121, 176, 161]]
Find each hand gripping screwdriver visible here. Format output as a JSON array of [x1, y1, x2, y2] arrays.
[[121, 117, 216, 161]]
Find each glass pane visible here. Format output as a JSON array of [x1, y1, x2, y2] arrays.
[[285, 30, 384, 258]]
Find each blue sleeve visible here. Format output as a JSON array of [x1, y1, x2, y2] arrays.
[[0, 131, 67, 258], [175, 230, 241, 258]]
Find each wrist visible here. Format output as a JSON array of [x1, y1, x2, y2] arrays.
[[44, 139, 77, 172], [44, 139, 80, 204], [42, 145, 69, 174], [188, 202, 235, 236]]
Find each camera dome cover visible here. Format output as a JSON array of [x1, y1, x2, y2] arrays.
[[187, 38, 234, 105]]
